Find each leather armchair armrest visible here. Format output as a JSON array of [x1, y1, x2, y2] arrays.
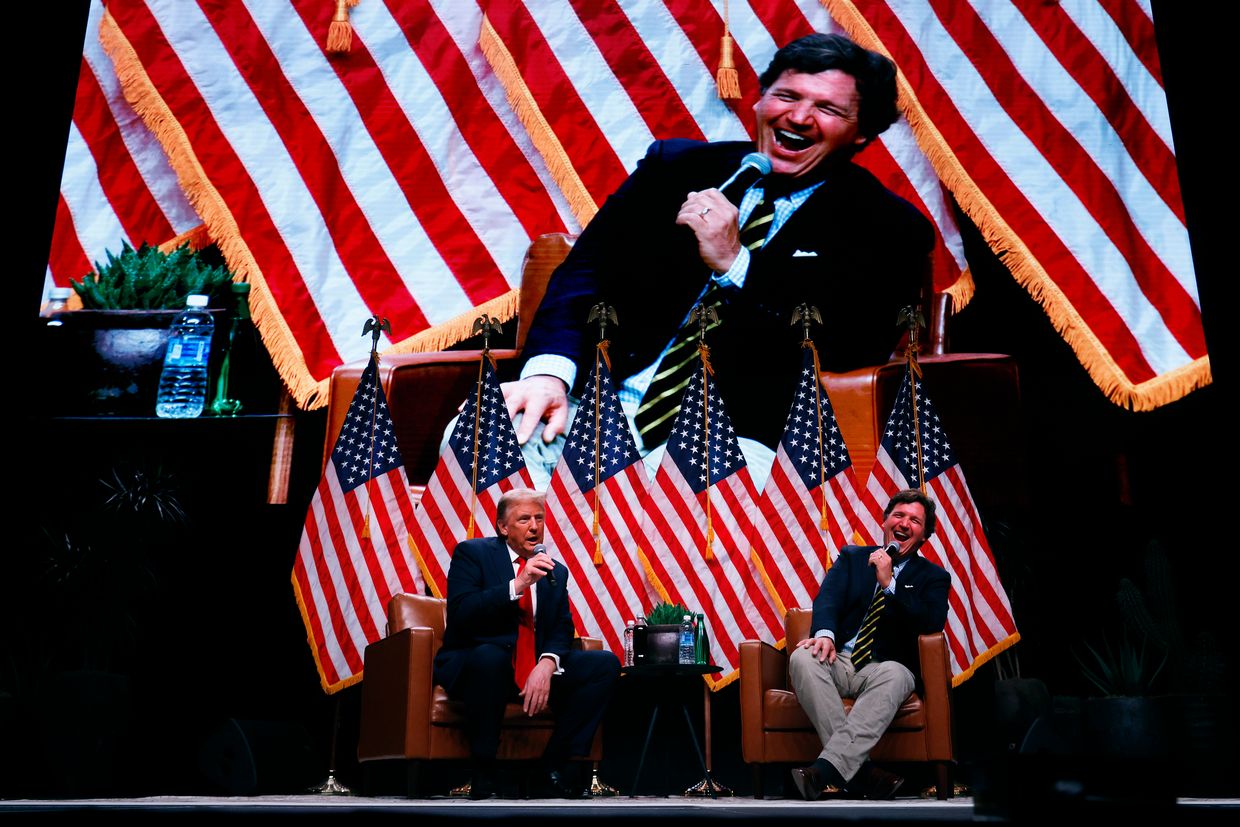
[[574, 637, 603, 652], [358, 627, 437, 761], [917, 632, 954, 761], [740, 640, 787, 762]]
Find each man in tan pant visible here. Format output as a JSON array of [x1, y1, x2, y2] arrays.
[[788, 489, 950, 800]]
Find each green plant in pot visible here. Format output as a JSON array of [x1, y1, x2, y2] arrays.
[[640, 602, 695, 665], [1074, 626, 1169, 762], [50, 242, 235, 415]]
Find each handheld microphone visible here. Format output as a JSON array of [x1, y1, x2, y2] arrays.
[[871, 541, 900, 565], [718, 152, 772, 204], [533, 543, 556, 586]]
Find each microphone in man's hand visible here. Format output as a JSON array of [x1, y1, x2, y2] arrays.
[[871, 540, 901, 565], [533, 543, 556, 586], [718, 152, 772, 204]]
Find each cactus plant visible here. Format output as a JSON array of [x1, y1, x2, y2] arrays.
[[70, 241, 233, 310]]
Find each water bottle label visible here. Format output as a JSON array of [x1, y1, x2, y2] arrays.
[[165, 334, 212, 367]]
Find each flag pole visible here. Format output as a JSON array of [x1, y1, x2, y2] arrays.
[[359, 316, 391, 539], [467, 315, 503, 538], [587, 302, 618, 565], [690, 303, 718, 562], [899, 306, 927, 492], [792, 303, 827, 531]]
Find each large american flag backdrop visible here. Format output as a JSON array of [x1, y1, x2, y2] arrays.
[[47, 1, 1203, 411]]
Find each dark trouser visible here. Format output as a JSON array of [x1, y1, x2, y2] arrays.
[[448, 644, 619, 760]]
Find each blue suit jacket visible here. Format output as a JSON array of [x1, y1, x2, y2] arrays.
[[433, 536, 575, 693], [811, 545, 950, 677], [521, 139, 934, 446]]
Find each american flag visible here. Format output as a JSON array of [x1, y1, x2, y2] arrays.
[[544, 346, 657, 658], [407, 355, 535, 597], [749, 342, 870, 616], [638, 349, 784, 689], [291, 355, 423, 693], [50, 2, 1202, 411], [860, 362, 1020, 684]]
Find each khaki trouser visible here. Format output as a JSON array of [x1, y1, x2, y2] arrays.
[[788, 646, 915, 782]]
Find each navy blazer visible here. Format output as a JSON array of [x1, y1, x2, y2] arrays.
[[810, 545, 950, 677], [433, 536, 575, 693], [522, 139, 934, 447]]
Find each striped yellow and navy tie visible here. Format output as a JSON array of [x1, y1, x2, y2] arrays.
[[633, 193, 775, 447], [850, 587, 887, 670]]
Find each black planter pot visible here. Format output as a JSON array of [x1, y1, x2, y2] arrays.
[[637, 624, 682, 665], [1081, 695, 1169, 759], [47, 309, 218, 416]]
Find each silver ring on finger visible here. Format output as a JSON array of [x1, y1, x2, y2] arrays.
[[698, 207, 711, 217]]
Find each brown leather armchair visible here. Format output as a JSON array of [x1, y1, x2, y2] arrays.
[[357, 593, 603, 794], [739, 608, 955, 799]]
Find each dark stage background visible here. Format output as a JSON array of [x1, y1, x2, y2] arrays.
[[4, 0, 1229, 802]]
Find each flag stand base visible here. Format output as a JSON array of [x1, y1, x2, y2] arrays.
[[684, 776, 733, 797], [309, 771, 352, 796]]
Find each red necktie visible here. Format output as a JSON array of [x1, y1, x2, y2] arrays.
[[514, 558, 536, 688]]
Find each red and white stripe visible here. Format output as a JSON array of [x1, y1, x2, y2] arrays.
[[843, 0, 1205, 402], [47, 0, 200, 301], [545, 462, 658, 658], [407, 450, 535, 599], [639, 460, 785, 688], [750, 447, 872, 615]]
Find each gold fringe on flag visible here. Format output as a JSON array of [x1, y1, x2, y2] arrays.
[[479, 14, 598, 227], [326, 0, 354, 54], [820, 0, 1211, 411], [716, 2, 741, 100]]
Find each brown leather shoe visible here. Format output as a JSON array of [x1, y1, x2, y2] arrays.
[[854, 765, 904, 800], [790, 765, 845, 801]]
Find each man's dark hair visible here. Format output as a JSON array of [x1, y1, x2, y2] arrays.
[[758, 33, 899, 143], [883, 489, 937, 540]]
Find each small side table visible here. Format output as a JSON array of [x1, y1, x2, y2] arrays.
[[621, 663, 722, 798]]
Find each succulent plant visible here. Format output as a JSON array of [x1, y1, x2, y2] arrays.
[[645, 601, 694, 625], [70, 241, 233, 310]]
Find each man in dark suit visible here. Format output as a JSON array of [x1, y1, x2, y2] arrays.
[[788, 489, 950, 800], [433, 488, 620, 799], [502, 33, 933, 487]]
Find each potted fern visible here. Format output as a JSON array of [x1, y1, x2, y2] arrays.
[[49, 242, 234, 415]]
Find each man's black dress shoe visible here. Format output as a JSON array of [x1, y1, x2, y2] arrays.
[[853, 764, 904, 800], [544, 767, 586, 799], [790, 764, 845, 801], [468, 769, 499, 800]]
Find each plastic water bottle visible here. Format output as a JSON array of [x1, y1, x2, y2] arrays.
[[633, 616, 648, 665], [678, 614, 695, 665], [623, 620, 635, 667], [41, 287, 72, 325], [155, 295, 214, 418]]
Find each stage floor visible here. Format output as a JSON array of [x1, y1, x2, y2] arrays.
[[2, 795, 1238, 822]]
